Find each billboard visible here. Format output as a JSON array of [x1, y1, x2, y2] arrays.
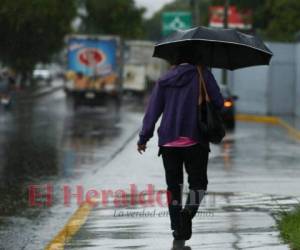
[[209, 6, 252, 30], [67, 37, 117, 76]]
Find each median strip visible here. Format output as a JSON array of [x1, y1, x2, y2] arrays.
[[45, 202, 93, 250]]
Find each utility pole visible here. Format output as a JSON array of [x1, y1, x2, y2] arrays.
[[223, 0, 229, 29], [190, 0, 200, 26], [222, 0, 229, 85]]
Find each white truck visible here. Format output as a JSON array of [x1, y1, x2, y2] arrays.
[[123, 40, 165, 95]]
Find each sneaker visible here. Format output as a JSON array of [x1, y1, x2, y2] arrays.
[[179, 209, 192, 240]]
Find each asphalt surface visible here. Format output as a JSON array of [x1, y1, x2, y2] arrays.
[[0, 89, 299, 250], [64, 120, 300, 250], [0, 89, 142, 250]]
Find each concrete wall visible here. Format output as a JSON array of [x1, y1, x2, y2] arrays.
[[212, 67, 269, 115], [267, 43, 296, 115], [212, 42, 299, 116], [232, 66, 269, 114], [296, 44, 300, 117]]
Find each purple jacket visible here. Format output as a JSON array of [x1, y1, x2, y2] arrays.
[[138, 64, 224, 149]]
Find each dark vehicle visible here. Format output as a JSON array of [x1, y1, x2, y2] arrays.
[[220, 85, 238, 130]]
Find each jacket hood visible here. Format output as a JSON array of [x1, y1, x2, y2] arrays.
[[158, 64, 198, 88]]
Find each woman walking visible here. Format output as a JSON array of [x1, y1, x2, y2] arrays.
[[137, 63, 224, 242]]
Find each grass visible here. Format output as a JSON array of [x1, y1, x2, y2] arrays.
[[278, 206, 300, 250]]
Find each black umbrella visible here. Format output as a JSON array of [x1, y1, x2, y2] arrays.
[[153, 26, 273, 70]]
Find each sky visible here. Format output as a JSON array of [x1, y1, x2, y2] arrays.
[[135, 0, 174, 18]]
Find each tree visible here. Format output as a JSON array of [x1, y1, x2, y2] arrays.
[[0, 0, 76, 77], [82, 0, 145, 39], [219, 0, 300, 41], [263, 0, 300, 41]]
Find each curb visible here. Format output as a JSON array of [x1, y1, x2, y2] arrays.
[[18, 86, 63, 102], [45, 202, 93, 250], [277, 119, 300, 141], [236, 114, 280, 124], [31, 86, 63, 98], [236, 113, 300, 141]]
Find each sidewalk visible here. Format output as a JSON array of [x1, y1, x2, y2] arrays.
[[44, 120, 300, 250], [14, 79, 63, 102]]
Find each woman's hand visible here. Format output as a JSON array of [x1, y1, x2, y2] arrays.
[[137, 144, 147, 154]]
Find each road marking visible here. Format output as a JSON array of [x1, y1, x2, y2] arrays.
[[236, 114, 300, 141], [44, 125, 141, 249], [45, 202, 93, 250], [45, 113, 300, 249], [277, 119, 300, 141], [236, 114, 280, 124]]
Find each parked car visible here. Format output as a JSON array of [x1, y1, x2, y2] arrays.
[[220, 85, 238, 130]]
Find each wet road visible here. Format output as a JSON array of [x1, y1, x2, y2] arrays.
[[0, 90, 300, 249], [64, 122, 300, 250], [0, 90, 142, 249]]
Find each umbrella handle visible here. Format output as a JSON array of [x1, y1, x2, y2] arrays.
[[197, 66, 210, 104]]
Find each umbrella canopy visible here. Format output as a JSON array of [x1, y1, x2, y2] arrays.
[[153, 26, 273, 70]]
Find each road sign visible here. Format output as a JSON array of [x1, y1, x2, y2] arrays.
[[162, 11, 192, 36]]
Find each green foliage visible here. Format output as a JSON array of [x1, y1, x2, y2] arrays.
[[82, 0, 145, 39], [264, 0, 300, 41], [221, 0, 300, 41], [278, 206, 300, 249], [0, 0, 76, 73]]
